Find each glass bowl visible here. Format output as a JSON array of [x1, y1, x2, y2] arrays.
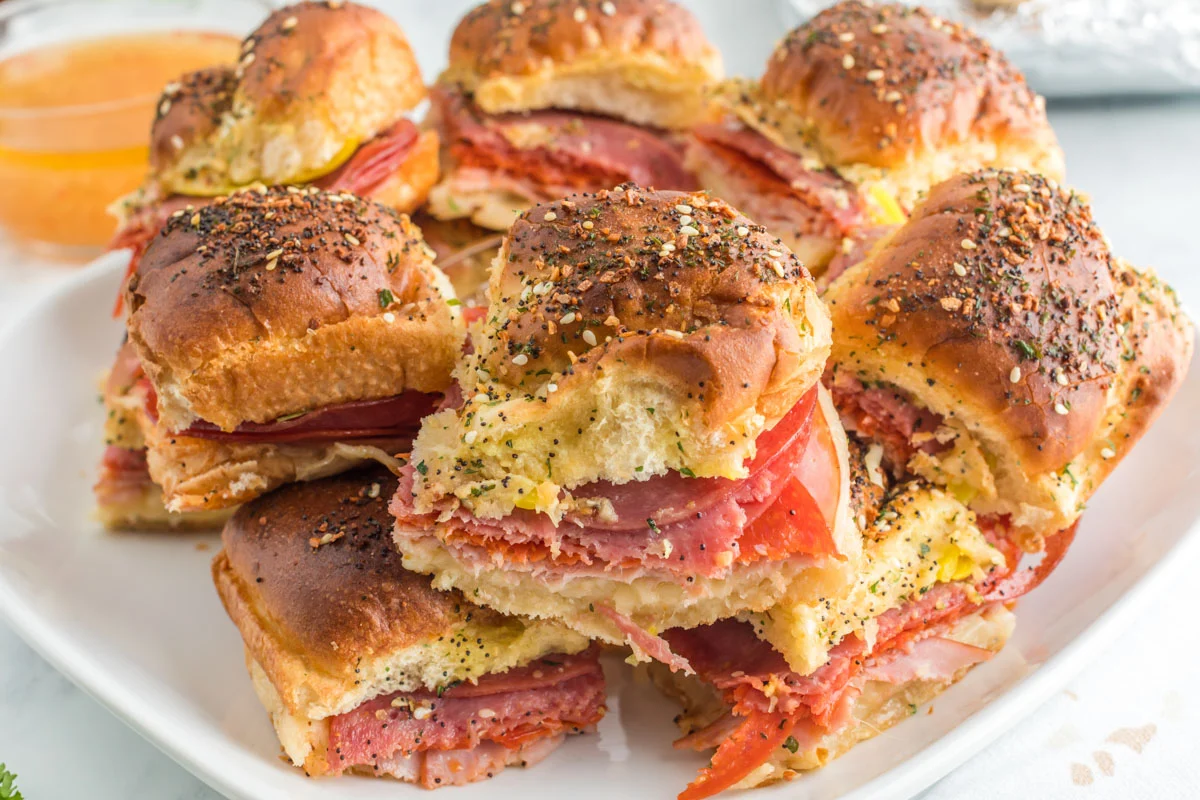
[[0, 0, 277, 261]]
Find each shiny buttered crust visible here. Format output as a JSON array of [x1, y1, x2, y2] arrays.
[[824, 170, 1194, 537], [719, 0, 1062, 207], [152, 1, 426, 194], [650, 604, 1015, 789], [125, 187, 462, 433], [410, 185, 831, 521], [212, 469, 590, 722], [442, 0, 722, 128]]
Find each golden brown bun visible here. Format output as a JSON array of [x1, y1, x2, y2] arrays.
[[409, 184, 831, 521], [824, 169, 1194, 537], [153, 1, 425, 194], [212, 468, 590, 729], [715, 1, 1062, 211], [149, 66, 236, 175], [442, 0, 722, 128], [124, 187, 462, 433], [650, 604, 1014, 788]]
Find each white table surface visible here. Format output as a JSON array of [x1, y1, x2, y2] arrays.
[[1, 2, 1199, 798]]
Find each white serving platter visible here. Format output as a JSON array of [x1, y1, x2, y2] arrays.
[[1, 253, 1198, 800]]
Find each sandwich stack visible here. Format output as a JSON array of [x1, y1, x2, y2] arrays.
[[90, 0, 1193, 797]]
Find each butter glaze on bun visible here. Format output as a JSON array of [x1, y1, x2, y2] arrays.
[[714, 0, 1063, 211], [213, 467, 590, 775], [125, 186, 462, 434], [442, 0, 722, 128], [824, 169, 1193, 537], [410, 184, 831, 521], [152, 1, 427, 195]]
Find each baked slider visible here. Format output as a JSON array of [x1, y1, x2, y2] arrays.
[[213, 467, 603, 787], [825, 168, 1193, 546], [426, 0, 722, 232], [686, 0, 1064, 275], [111, 0, 439, 257], [118, 185, 463, 514], [392, 185, 858, 668], [649, 444, 1078, 798]]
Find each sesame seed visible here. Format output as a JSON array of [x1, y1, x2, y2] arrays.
[[1056, 369, 1069, 386], [543, 211, 557, 221], [464, 430, 478, 444], [1010, 367, 1022, 383], [884, 90, 903, 102], [561, 311, 577, 325], [678, 215, 693, 226], [190, 212, 201, 227], [1054, 402, 1069, 415], [344, 233, 361, 246], [953, 262, 967, 277], [736, 226, 750, 237], [675, 204, 693, 214], [281, 15, 298, 30], [240, 52, 255, 68], [573, 6, 586, 22], [767, 249, 782, 258], [679, 225, 700, 236], [960, 239, 977, 250], [838, 31, 855, 42], [512, 354, 529, 366], [582, 220, 594, 229], [265, 248, 283, 260], [582, 329, 598, 347], [383, 312, 396, 323], [413, 706, 432, 720], [474, 393, 490, 404], [600, 1, 616, 15], [547, 383, 559, 393], [842, 54, 855, 69], [871, 23, 888, 33], [478, 708, 496, 719], [1014, 183, 1032, 193], [158, 99, 172, 116], [865, 69, 884, 82], [265, 259, 277, 272], [663, 330, 685, 339], [510, 1, 524, 13], [1101, 447, 1116, 460], [170, 134, 184, 150], [771, 261, 786, 278], [368, 482, 381, 498]]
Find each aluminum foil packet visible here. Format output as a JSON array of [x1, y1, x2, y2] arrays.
[[781, 0, 1200, 97]]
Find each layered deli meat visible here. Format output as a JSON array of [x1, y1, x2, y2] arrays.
[[686, 123, 866, 245], [393, 385, 845, 593], [111, 120, 425, 311], [328, 649, 606, 788], [432, 87, 698, 203], [662, 522, 1076, 800]]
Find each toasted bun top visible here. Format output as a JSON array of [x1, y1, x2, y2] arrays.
[[441, 0, 721, 126], [152, 1, 425, 194], [221, 468, 476, 669], [758, 1, 1054, 171], [825, 169, 1193, 535], [410, 184, 831, 520], [830, 170, 1117, 472], [125, 186, 460, 429]]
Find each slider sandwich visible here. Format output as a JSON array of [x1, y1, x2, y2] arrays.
[[686, 0, 1064, 276], [213, 467, 603, 787], [645, 169, 1193, 798], [426, 0, 722, 233], [111, 0, 439, 258], [110, 185, 462, 517], [393, 184, 859, 667]]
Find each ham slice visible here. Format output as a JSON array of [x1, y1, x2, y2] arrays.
[[327, 650, 605, 782], [393, 387, 840, 582], [829, 372, 947, 473], [863, 636, 994, 684], [433, 87, 697, 198], [94, 446, 154, 506], [110, 119, 424, 315], [664, 516, 1077, 799], [372, 736, 564, 788], [141, 381, 439, 446], [688, 124, 865, 240], [597, 605, 692, 674]]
